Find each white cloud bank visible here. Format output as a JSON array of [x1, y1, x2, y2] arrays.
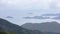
[[0, 0, 60, 25], [0, 0, 60, 10]]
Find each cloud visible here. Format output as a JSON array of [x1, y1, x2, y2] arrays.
[[50, 0, 60, 9], [0, 0, 60, 10], [0, 0, 51, 9], [23, 16, 50, 19]]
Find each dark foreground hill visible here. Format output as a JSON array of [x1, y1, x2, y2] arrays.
[[0, 18, 43, 34], [22, 21, 60, 33]]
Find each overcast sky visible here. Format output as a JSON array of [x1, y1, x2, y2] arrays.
[[0, 0, 60, 25], [0, 0, 60, 9]]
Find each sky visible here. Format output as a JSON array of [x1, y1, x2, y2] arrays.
[[0, 0, 60, 25], [0, 0, 60, 9]]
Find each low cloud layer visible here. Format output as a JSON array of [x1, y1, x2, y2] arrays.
[[24, 13, 60, 20]]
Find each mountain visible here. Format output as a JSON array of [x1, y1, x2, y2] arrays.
[[22, 21, 60, 33], [0, 18, 43, 34]]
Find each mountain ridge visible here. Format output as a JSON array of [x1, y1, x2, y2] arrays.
[[0, 18, 43, 34], [22, 21, 60, 33]]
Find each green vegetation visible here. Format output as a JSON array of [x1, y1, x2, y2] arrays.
[[0, 28, 16, 34]]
